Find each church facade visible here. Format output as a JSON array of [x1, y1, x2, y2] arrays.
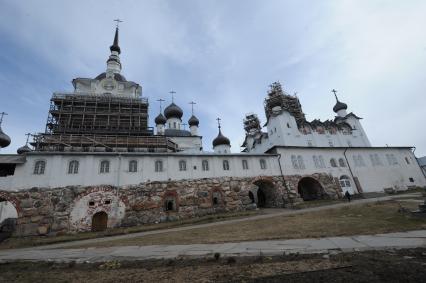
[[0, 28, 425, 237]]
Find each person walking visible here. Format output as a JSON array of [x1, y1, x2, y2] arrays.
[[345, 191, 351, 202]]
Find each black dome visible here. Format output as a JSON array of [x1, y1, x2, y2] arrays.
[[212, 129, 230, 147], [17, 145, 31, 154], [0, 127, 11, 148], [95, 72, 127, 82], [155, 113, 167, 125], [164, 103, 183, 119], [188, 115, 199, 127], [333, 100, 348, 113]]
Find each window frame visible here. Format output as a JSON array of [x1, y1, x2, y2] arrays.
[[179, 160, 187, 171], [202, 160, 209, 171], [33, 160, 46, 175], [242, 159, 248, 170], [68, 160, 79, 174], [223, 160, 230, 171], [155, 160, 163, 172], [129, 160, 138, 173], [100, 160, 110, 174]]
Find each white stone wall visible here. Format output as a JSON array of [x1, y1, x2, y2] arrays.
[[4, 153, 281, 190], [275, 147, 426, 193]]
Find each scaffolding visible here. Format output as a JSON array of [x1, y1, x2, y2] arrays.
[[264, 82, 306, 125], [33, 92, 179, 152]]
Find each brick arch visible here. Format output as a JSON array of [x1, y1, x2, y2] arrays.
[[162, 190, 179, 211], [0, 191, 21, 216]]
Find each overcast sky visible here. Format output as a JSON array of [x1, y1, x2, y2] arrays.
[[0, 0, 425, 156]]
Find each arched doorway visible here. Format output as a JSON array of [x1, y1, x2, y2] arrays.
[[91, 211, 108, 232], [253, 180, 276, 208], [339, 175, 354, 195], [0, 198, 18, 241], [297, 177, 326, 201]]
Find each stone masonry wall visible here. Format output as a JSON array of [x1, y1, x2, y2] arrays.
[[0, 173, 339, 237]]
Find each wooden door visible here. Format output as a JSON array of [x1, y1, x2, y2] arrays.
[[91, 211, 108, 232]]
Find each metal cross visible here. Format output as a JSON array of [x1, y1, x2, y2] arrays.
[[216, 117, 221, 129], [169, 90, 176, 102], [114, 19, 123, 28], [189, 101, 196, 115], [0, 112, 7, 125], [331, 89, 339, 100], [157, 98, 165, 112]]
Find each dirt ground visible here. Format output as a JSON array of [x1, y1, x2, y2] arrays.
[[1, 248, 425, 282]]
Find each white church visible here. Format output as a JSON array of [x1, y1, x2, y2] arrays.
[[0, 26, 425, 235]]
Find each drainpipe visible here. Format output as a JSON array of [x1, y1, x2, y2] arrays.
[[343, 147, 359, 195], [413, 147, 426, 182], [277, 153, 293, 208], [116, 153, 122, 197]]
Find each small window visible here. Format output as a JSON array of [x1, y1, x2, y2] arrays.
[[330, 158, 337, 168], [242, 160, 248, 170], [223, 160, 230, 171], [291, 155, 299, 169], [68, 160, 79, 174], [202, 160, 209, 171], [338, 158, 346, 167], [287, 123, 291, 128], [405, 157, 410, 165], [104, 200, 111, 205], [297, 155, 305, 169], [165, 200, 175, 211], [34, 160, 46, 175], [100, 160, 110, 173], [409, 177, 414, 183], [213, 197, 219, 205], [129, 160, 137, 172], [260, 159, 267, 169], [89, 201, 95, 206], [155, 160, 163, 172], [179, 160, 187, 171], [173, 122, 177, 129]]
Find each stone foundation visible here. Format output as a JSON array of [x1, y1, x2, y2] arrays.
[[0, 173, 340, 236]]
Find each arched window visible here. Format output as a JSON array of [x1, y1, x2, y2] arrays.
[[100, 160, 110, 173], [339, 175, 351, 188], [291, 155, 299, 169], [330, 158, 337, 167], [34, 160, 46, 175], [319, 156, 325, 168], [242, 159, 248, 170], [405, 157, 410, 165], [259, 159, 267, 169], [202, 160, 209, 171], [155, 160, 163, 172], [223, 160, 230, 170], [338, 158, 346, 167], [68, 160, 79, 174], [313, 156, 319, 168], [179, 160, 187, 171], [297, 155, 305, 169], [129, 160, 137, 172]]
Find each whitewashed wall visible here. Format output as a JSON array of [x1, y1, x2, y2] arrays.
[[275, 147, 426, 193], [3, 153, 280, 190]]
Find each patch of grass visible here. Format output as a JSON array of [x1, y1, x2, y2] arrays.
[[0, 210, 262, 250], [78, 200, 426, 248]]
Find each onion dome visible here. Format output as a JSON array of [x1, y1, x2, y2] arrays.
[[188, 115, 199, 127], [164, 103, 183, 119], [17, 145, 31, 154], [0, 126, 11, 148], [212, 129, 230, 147], [333, 100, 348, 113], [155, 113, 167, 125]]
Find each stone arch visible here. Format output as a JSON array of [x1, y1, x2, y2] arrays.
[[163, 190, 178, 212], [211, 187, 224, 207], [253, 177, 277, 208], [91, 211, 108, 232], [70, 187, 126, 232], [297, 176, 327, 201]]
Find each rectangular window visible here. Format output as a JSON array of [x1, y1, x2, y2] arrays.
[[202, 160, 209, 171], [179, 160, 187, 171], [260, 159, 266, 169], [291, 155, 299, 169], [223, 160, 230, 170], [155, 160, 163, 172], [242, 160, 248, 170]]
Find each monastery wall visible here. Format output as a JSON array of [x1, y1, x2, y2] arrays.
[[0, 174, 340, 236]]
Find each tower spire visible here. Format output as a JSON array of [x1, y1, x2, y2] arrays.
[[110, 19, 122, 54]]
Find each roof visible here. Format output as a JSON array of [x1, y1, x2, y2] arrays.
[[265, 145, 414, 153], [164, 103, 183, 119], [418, 156, 426, 166], [164, 129, 192, 137], [213, 129, 231, 147], [23, 152, 277, 157], [0, 155, 26, 164]]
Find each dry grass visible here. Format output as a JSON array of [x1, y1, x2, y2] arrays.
[[79, 200, 426, 248], [0, 210, 262, 250]]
